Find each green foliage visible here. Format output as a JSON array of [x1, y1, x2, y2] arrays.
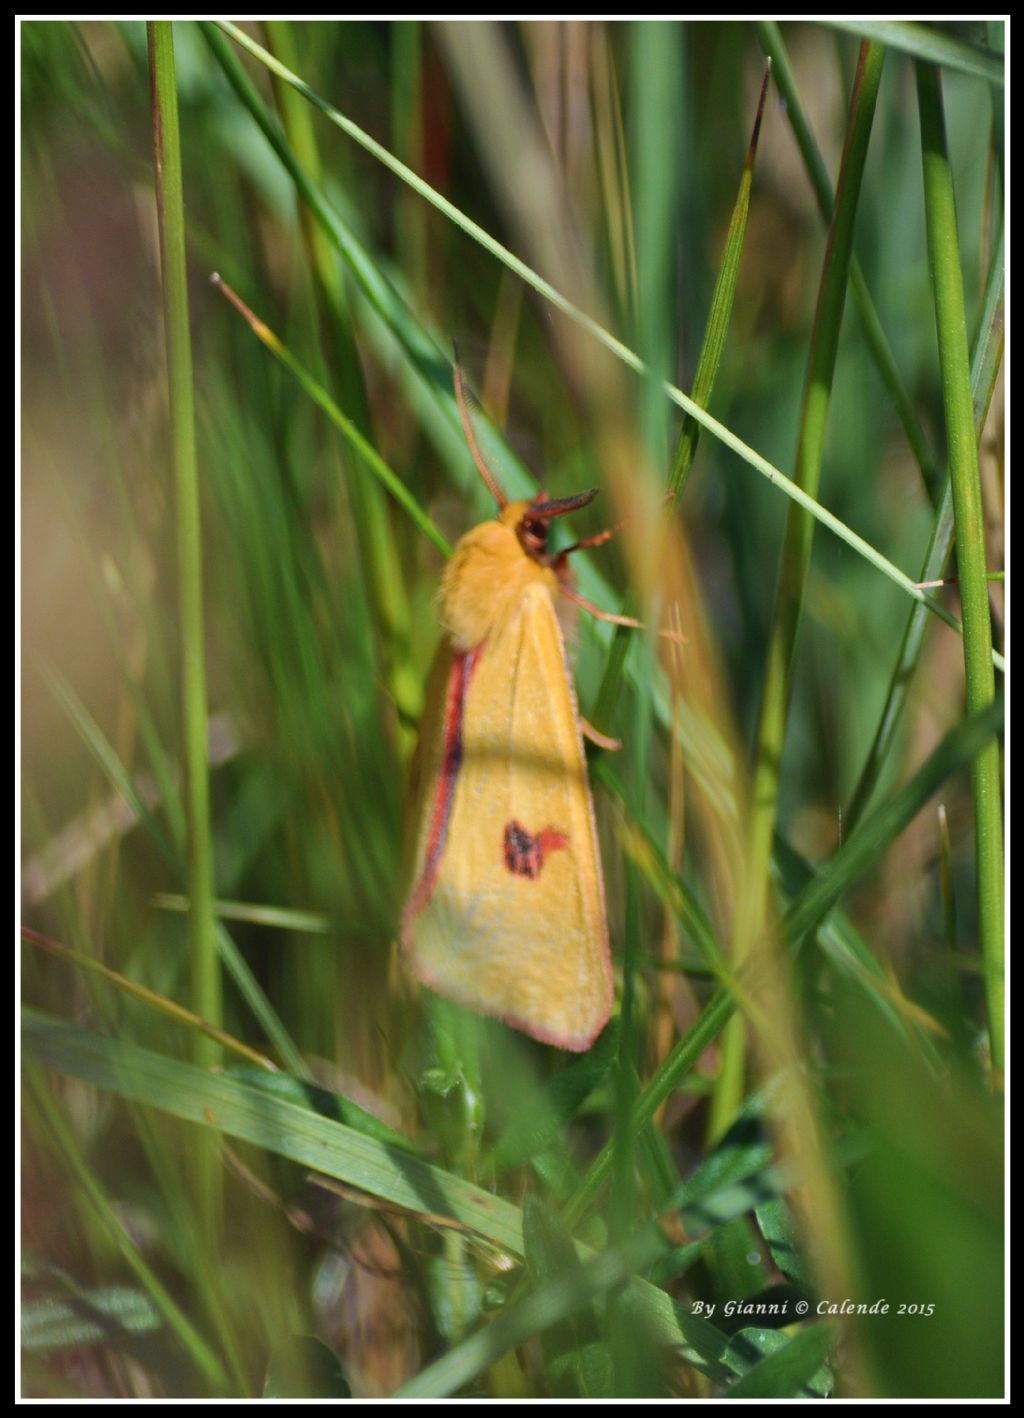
[[263, 1336, 351, 1397], [21, 18, 1003, 1400]]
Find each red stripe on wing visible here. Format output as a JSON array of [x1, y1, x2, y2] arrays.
[[401, 644, 480, 936]]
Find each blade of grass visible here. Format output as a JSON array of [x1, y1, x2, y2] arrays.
[[724, 1322, 836, 1399], [563, 988, 736, 1229], [23, 1010, 721, 1370], [22, 926, 277, 1073], [264, 20, 420, 735], [843, 226, 1004, 834], [394, 1225, 694, 1398], [24, 1009, 524, 1252], [213, 19, 1001, 665], [38, 664, 310, 1079], [916, 61, 1004, 1073], [827, 20, 1004, 85], [630, 18, 684, 480], [148, 25, 221, 1243], [757, 21, 940, 498], [715, 39, 885, 1134], [779, 698, 1003, 950], [210, 274, 450, 557], [670, 59, 771, 499], [614, 21, 678, 1244], [152, 893, 334, 934]]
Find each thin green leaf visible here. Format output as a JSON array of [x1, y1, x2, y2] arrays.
[[38, 666, 309, 1080], [724, 1323, 835, 1398], [917, 61, 1004, 1071], [843, 225, 1004, 834], [670, 60, 772, 498], [485, 1018, 620, 1174], [210, 274, 451, 558], [757, 21, 940, 496], [755, 1196, 810, 1292], [717, 40, 885, 1132], [24, 1011, 521, 1252], [148, 21, 220, 1079], [828, 20, 1004, 85], [781, 698, 1003, 947], [220, 1062, 421, 1155]]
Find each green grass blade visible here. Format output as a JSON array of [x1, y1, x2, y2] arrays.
[[153, 893, 334, 934], [780, 699, 1003, 947], [828, 20, 1004, 85], [562, 989, 736, 1229], [25, 1011, 718, 1368], [843, 227, 1004, 834], [757, 21, 940, 496], [210, 275, 450, 557], [147, 25, 221, 1249], [22, 926, 277, 1072], [24, 1009, 525, 1254], [37, 665, 309, 1079], [484, 1019, 620, 1174], [219, 1063, 422, 1155], [917, 62, 1004, 1072], [263, 20, 419, 732], [395, 1225, 681, 1398], [671, 60, 771, 499], [716, 40, 885, 1133], [148, 21, 219, 1069], [724, 1323, 835, 1399]]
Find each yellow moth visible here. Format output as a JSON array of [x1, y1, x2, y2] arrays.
[[401, 367, 632, 1052]]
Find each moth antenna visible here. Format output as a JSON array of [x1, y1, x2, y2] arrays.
[[563, 488, 676, 555], [453, 350, 508, 510], [561, 585, 685, 645]]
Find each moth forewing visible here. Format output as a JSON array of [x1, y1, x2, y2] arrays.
[[401, 506, 613, 1052]]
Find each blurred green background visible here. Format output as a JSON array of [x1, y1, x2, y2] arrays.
[[21, 20, 1003, 1399]]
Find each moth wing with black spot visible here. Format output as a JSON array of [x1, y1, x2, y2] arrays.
[[401, 581, 612, 1051]]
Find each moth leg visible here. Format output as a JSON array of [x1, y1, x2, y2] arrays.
[[580, 717, 621, 752]]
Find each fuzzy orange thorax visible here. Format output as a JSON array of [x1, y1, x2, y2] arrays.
[[440, 500, 560, 652]]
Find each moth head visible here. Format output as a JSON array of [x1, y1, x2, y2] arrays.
[[501, 490, 599, 567]]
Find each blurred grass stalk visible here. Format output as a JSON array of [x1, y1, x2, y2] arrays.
[[264, 19, 421, 742], [842, 222, 1003, 836], [712, 40, 885, 1376], [147, 22, 222, 1218], [757, 21, 939, 497], [716, 39, 883, 1110], [916, 63, 1004, 1075]]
